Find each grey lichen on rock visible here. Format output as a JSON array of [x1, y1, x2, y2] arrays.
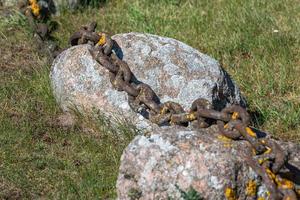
[[50, 32, 246, 133]]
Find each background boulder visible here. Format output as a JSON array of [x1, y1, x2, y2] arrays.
[[50, 33, 246, 132]]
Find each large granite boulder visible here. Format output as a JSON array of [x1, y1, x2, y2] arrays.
[[117, 125, 300, 200], [50, 33, 246, 132]]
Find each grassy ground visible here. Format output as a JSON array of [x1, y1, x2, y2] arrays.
[[0, 0, 299, 199]]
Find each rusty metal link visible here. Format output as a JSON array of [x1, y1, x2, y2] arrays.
[[70, 22, 114, 56], [150, 101, 185, 126], [275, 175, 297, 200], [191, 98, 213, 128], [257, 139, 287, 174], [217, 120, 242, 139], [234, 122, 267, 154], [243, 145, 282, 200], [216, 105, 266, 153], [134, 83, 161, 114], [221, 105, 251, 125], [192, 106, 232, 122], [69, 22, 100, 46], [69, 23, 298, 200], [19, 1, 50, 40], [19, 0, 63, 59], [110, 54, 132, 84]]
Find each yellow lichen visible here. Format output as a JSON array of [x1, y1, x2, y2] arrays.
[[265, 169, 294, 190], [246, 180, 257, 196], [257, 197, 265, 200], [263, 147, 272, 154], [252, 148, 257, 155], [231, 112, 239, 120], [225, 187, 237, 200], [29, 0, 40, 17], [275, 178, 294, 190], [31, 3, 40, 16], [245, 127, 256, 137], [97, 33, 106, 46], [223, 143, 233, 148], [29, 0, 37, 4], [258, 158, 268, 164], [186, 112, 196, 121], [224, 123, 229, 129], [218, 135, 232, 142], [265, 168, 276, 180], [217, 135, 232, 147], [160, 106, 168, 114]]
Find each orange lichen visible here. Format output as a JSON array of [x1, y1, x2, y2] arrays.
[[218, 135, 232, 142], [217, 134, 233, 147], [97, 33, 106, 46], [265, 168, 276, 180], [245, 127, 256, 138], [263, 147, 272, 154], [160, 106, 168, 114], [223, 143, 233, 148], [246, 180, 257, 196], [275, 178, 294, 190], [265, 168, 295, 190], [231, 112, 239, 120], [29, 0, 40, 17], [252, 148, 257, 155], [224, 123, 229, 129], [225, 187, 237, 200], [258, 158, 268, 164], [186, 112, 196, 121]]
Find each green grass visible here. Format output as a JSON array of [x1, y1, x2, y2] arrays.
[[0, 9, 136, 199], [0, 0, 300, 198]]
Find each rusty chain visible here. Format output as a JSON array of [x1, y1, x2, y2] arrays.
[[69, 21, 298, 200], [19, 3, 298, 198], [18, 0, 62, 59]]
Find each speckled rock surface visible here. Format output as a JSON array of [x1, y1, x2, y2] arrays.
[[50, 33, 245, 132], [117, 125, 300, 200]]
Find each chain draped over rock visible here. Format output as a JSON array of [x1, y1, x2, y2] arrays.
[[69, 22, 298, 200], [19, 3, 298, 197]]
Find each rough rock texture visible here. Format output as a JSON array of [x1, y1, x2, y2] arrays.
[[50, 33, 245, 132], [117, 125, 300, 200]]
